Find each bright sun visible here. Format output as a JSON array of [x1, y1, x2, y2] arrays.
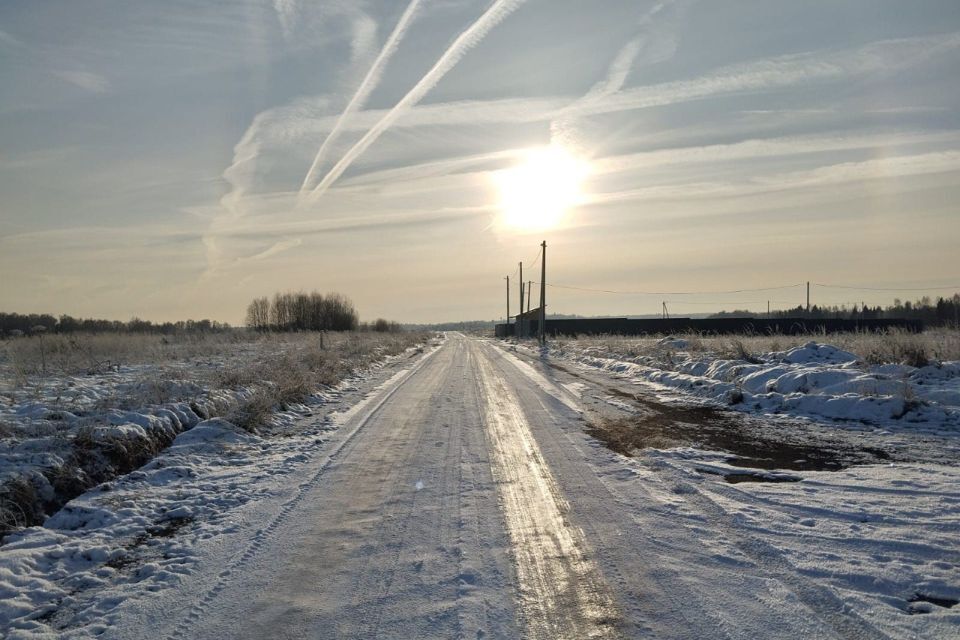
[[494, 145, 588, 230]]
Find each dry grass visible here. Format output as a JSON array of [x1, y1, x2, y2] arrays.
[[563, 328, 960, 366], [0, 477, 44, 536], [0, 330, 431, 537], [0, 331, 245, 379], [221, 331, 428, 432]]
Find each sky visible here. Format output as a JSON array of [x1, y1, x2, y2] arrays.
[[1, 0, 959, 324]]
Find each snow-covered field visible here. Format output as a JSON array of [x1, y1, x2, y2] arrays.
[[547, 331, 960, 434], [0, 330, 434, 637], [503, 331, 960, 634], [2, 330, 959, 638], [0, 331, 428, 533]]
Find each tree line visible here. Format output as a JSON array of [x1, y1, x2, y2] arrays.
[[0, 313, 231, 337], [709, 294, 960, 325], [245, 291, 359, 332]]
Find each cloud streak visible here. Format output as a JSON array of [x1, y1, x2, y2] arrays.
[[55, 70, 109, 93], [247, 30, 960, 152], [586, 150, 960, 207], [551, 0, 686, 149], [299, 0, 423, 198], [302, 0, 529, 203], [570, 31, 960, 122], [209, 24, 960, 280]]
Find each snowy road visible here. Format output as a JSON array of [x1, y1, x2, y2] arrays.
[[101, 333, 955, 639]]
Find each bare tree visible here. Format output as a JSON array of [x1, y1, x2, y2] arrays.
[[245, 297, 270, 331]]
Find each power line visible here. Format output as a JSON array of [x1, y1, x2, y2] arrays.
[[664, 299, 800, 306], [527, 280, 960, 297], [530, 281, 805, 296], [526, 245, 542, 271], [814, 282, 960, 292]]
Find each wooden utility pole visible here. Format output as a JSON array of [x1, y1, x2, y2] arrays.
[[505, 276, 510, 327], [767, 300, 770, 317], [527, 279, 532, 340], [806, 281, 810, 315], [539, 241, 546, 345], [519, 262, 524, 338]]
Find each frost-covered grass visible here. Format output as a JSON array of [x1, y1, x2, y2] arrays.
[[527, 329, 960, 435], [0, 331, 429, 537], [555, 328, 960, 367]]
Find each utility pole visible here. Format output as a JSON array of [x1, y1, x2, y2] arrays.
[[662, 301, 669, 319], [806, 281, 810, 315], [505, 276, 510, 330], [539, 241, 546, 345], [527, 278, 532, 340], [767, 300, 770, 317], [519, 282, 525, 338], [519, 262, 524, 339]]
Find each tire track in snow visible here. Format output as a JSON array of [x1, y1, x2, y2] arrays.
[[645, 462, 894, 640], [164, 344, 441, 640], [473, 343, 620, 639], [480, 341, 729, 638], [489, 340, 894, 640], [346, 351, 454, 638]]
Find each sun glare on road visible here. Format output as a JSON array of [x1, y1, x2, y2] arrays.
[[494, 145, 588, 230]]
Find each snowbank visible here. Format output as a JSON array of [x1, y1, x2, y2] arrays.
[[553, 340, 960, 430]]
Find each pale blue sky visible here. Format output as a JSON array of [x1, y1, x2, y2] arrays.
[[2, 0, 959, 323]]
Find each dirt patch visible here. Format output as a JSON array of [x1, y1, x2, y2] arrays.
[[721, 473, 801, 484], [581, 379, 889, 472], [908, 593, 958, 608], [584, 390, 872, 471], [907, 593, 959, 614], [104, 551, 141, 571], [587, 404, 888, 472], [535, 356, 893, 472], [147, 515, 193, 538]]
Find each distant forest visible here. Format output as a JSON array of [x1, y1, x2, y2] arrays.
[[0, 313, 231, 336], [4, 294, 957, 337], [709, 295, 960, 326]]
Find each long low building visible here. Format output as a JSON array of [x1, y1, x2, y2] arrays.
[[496, 316, 923, 338]]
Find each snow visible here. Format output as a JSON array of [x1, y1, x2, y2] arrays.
[[542, 340, 960, 432], [2, 333, 958, 638], [0, 339, 436, 638], [492, 337, 960, 637], [637, 450, 960, 633]]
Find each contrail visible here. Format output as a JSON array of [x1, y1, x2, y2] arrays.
[[551, 1, 677, 149], [303, 0, 528, 203], [298, 0, 423, 198]]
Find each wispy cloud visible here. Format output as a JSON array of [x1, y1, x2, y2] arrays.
[[246, 237, 302, 262], [273, 0, 300, 41], [299, 0, 424, 197], [54, 70, 109, 93], [551, 0, 689, 149], [302, 0, 529, 202], [586, 150, 960, 207], [594, 130, 960, 174], [0, 28, 22, 48], [572, 31, 960, 122], [236, 30, 960, 155], [208, 24, 960, 280]]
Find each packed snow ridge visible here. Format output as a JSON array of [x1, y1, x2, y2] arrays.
[[557, 339, 960, 431]]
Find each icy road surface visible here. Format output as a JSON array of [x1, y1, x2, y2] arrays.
[[93, 333, 956, 639]]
